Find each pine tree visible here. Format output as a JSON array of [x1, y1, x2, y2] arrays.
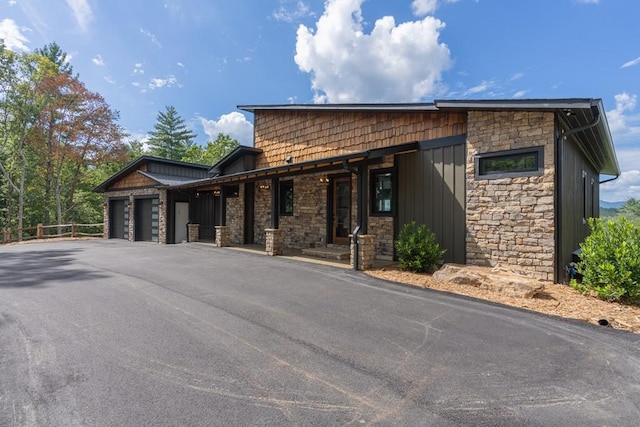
[[147, 106, 196, 160]]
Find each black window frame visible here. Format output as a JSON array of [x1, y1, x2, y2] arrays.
[[279, 180, 294, 216], [370, 168, 394, 216], [475, 146, 544, 180]]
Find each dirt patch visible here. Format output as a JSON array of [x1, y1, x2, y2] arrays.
[[365, 266, 640, 334]]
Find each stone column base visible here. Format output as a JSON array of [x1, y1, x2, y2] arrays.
[[350, 234, 376, 270], [265, 228, 284, 256], [188, 224, 199, 243], [215, 226, 230, 247]]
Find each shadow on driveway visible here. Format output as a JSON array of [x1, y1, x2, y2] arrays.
[[0, 247, 108, 288]]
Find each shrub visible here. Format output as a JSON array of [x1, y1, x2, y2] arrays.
[[571, 217, 640, 303], [395, 222, 446, 273]]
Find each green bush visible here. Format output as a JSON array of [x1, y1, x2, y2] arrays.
[[395, 222, 446, 273], [571, 217, 640, 303]]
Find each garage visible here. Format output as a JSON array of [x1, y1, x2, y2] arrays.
[[134, 197, 159, 242], [108, 199, 128, 239]]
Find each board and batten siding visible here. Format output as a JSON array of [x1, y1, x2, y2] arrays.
[[397, 138, 467, 264], [557, 129, 600, 283]]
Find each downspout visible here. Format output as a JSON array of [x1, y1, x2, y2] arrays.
[[558, 107, 620, 184]]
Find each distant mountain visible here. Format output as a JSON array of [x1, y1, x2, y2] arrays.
[[601, 200, 626, 209]]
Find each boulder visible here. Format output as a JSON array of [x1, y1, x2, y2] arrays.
[[432, 264, 545, 298]]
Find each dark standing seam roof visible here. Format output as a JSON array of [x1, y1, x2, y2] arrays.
[[94, 156, 210, 193], [238, 98, 620, 176]]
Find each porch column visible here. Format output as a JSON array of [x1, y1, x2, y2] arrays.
[[265, 228, 284, 256], [188, 224, 199, 242], [357, 162, 369, 234], [270, 178, 279, 229], [350, 234, 375, 271], [215, 226, 230, 247]]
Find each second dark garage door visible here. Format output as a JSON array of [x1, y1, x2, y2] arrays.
[[135, 197, 159, 242]]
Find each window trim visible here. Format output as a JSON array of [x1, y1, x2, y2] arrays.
[[475, 146, 544, 180], [370, 168, 394, 216], [279, 180, 294, 216]]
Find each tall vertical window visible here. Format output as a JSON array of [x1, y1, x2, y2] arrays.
[[371, 169, 393, 215], [279, 180, 294, 215]]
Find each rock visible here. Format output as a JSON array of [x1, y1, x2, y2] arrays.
[[433, 264, 545, 298]]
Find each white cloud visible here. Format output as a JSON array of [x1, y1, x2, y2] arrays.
[[464, 80, 494, 96], [198, 112, 254, 146], [510, 72, 524, 81], [133, 63, 144, 75], [294, 0, 452, 103], [140, 29, 162, 48], [512, 90, 528, 99], [148, 75, 178, 89], [621, 56, 640, 69], [8, 0, 17, 6], [104, 75, 115, 84], [606, 92, 640, 137], [65, 0, 93, 32], [92, 54, 105, 66], [601, 169, 640, 202], [0, 18, 30, 51], [273, 0, 314, 23], [412, 0, 438, 16], [177, 62, 184, 68]]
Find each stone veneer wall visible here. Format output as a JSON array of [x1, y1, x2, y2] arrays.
[[103, 188, 167, 243], [279, 174, 328, 249], [254, 180, 271, 245], [226, 184, 244, 245], [466, 111, 556, 281]]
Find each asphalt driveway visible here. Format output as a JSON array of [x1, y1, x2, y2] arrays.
[[1, 240, 639, 426]]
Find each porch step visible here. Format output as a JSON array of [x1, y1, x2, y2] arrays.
[[301, 245, 350, 261]]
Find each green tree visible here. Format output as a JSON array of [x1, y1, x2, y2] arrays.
[[34, 42, 74, 76], [147, 106, 196, 160], [181, 133, 239, 165], [619, 198, 640, 225]]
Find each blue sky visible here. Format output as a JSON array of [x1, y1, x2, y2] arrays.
[[1, 0, 639, 202]]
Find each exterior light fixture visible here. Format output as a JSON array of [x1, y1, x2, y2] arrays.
[[285, 156, 293, 164], [319, 177, 330, 184]]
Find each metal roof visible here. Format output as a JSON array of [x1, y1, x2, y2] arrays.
[[238, 98, 620, 176], [94, 156, 210, 193]]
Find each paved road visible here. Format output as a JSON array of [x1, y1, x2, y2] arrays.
[[0, 240, 639, 426]]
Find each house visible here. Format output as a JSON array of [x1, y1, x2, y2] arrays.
[[96, 99, 619, 283]]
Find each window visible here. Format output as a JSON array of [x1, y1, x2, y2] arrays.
[[279, 180, 293, 215], [371, 169, 393, 215], [475, 146, 543, 179]]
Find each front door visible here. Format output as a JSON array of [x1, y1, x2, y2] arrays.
[[332, 177, 351, 245], [175, 202, 189, 243]]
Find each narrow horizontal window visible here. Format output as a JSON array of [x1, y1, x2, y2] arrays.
[[475, 146, 543, 179]]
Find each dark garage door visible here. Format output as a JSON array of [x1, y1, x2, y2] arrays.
[[397, 138, 466, 264], [135, 198, 159, 242], [109, 199, 127, 239]]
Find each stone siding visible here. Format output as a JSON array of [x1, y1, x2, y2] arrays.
[[253, 180, 272, 245], [279, 175, 328, 249], [103, 188, 167, 244], [226, 185, 244, 245], [466, 111, 555, 281], [254, 111, 466, 169]]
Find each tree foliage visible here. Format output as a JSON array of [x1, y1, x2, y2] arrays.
[[181, 133, 239, 165], [0, 41, 129, 232], [147, 105, 196, 160], [571, 217, 640, 303]]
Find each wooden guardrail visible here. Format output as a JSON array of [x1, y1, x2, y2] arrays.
[[1, 223, 104, 244]]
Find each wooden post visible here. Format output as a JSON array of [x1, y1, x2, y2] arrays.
[[72, 223, 77, 238], [2, 228, 9, 244], [37, 223, 44, 239]]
